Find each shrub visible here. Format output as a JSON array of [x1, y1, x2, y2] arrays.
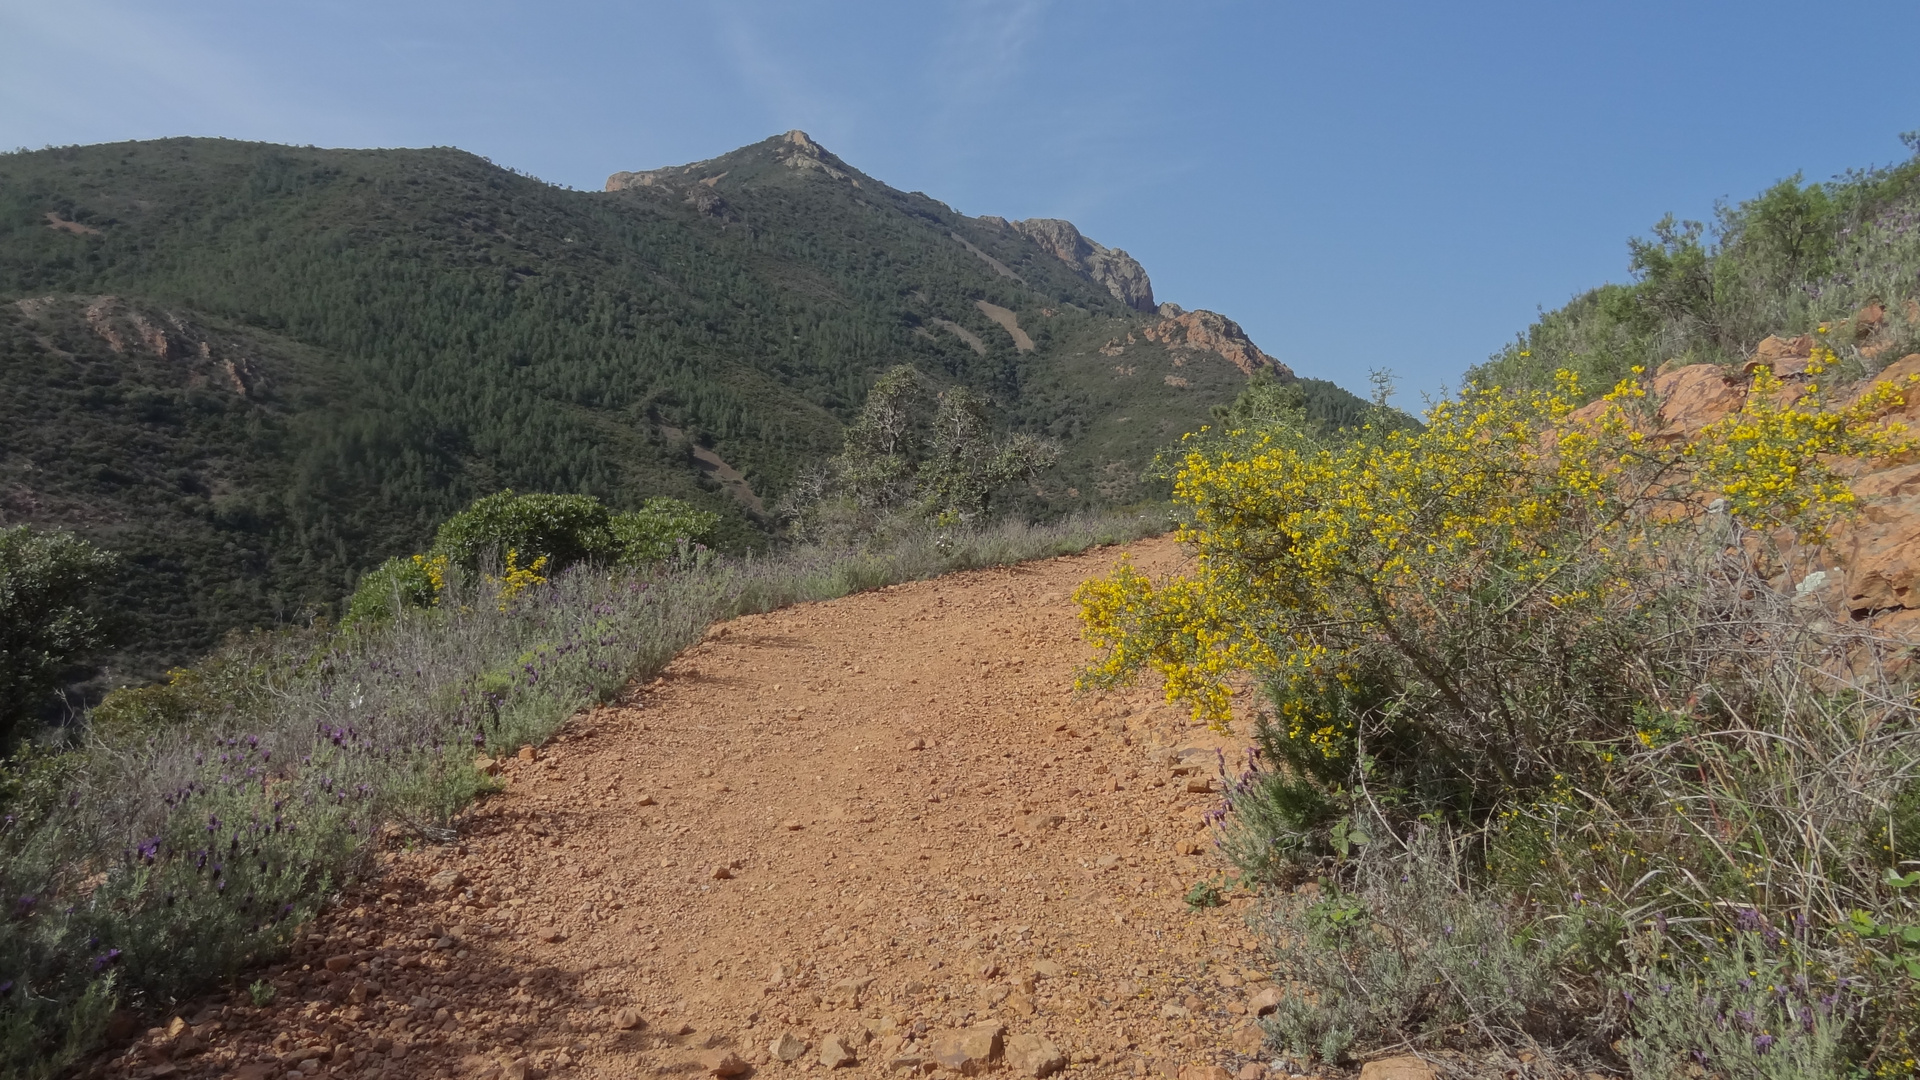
[[609, 497, 720, 565], [341, 553, 446, 628], [1258, 824, 1589, 1065], [431, 490, 614, 573], [0, 526, 116, 747], [1086, 361, 1920, 1070]]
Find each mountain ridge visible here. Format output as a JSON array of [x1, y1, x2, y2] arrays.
[[0, 130, 1366, 683]]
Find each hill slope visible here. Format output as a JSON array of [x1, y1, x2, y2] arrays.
[[0, 131, 1357, 680]]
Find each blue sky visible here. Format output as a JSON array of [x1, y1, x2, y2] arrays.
[[3, 0, 1917, 406]]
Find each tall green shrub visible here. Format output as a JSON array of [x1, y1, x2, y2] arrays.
[[0, 527, 116, 748], [431, 490, 615, 572]]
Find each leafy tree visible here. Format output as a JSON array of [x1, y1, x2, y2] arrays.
[[784, 365, 1060, 537], [1628, 214, 1717, 330], [919, 385, 1060, 522], [0, 526, 116, 747]]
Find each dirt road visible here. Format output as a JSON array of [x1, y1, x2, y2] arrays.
[[106, 537, 1296, 1080]]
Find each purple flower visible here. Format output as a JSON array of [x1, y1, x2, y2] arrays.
[[1752, 1034, 1774, 1055]]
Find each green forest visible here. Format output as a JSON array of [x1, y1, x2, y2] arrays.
[[0, 133, 1373, 685]]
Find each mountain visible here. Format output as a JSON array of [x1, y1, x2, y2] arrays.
[[0, 130, 1359, 683]]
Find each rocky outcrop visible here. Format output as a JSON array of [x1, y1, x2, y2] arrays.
[[1002, 218, 1156, 311], [770, 129, 851, 180], [17, 295, 262, 396], [606, 131, 858, 197], [1646, 354, 1920, 627], [1139, 308, 1291, 377]]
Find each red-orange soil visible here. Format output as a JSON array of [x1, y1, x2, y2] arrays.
[[101, 538, 1300, 1080]]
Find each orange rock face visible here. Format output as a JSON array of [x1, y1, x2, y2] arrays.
[[1641, 357, 1920, 626], [1139, 309, 1288, 377]]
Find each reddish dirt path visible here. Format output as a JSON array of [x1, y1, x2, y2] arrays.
[[104, 537, 1294, 1080]]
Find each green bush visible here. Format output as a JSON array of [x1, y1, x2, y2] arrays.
[[609, 497, 721, 565], [431, 490, 615, 573], [0, 526, 116, 748], [342, 554, 443, 628]]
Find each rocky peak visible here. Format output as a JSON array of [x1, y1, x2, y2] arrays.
[[994, 217, 1156, 312], [771, 129, 852, 181], [605, 130, 858, 194]]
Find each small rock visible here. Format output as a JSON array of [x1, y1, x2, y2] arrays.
[[1017, 813, 1065, 834], [906, 737, 926, 750], [929, 1022, 1004, 1075], [830, 976, 875, 1002], [611, 1008, 645, 1031], [635, 792, 657, 806], [771, 1032, 810, 1062], [517, 746, 537, 762], [1185, 777, 1216, 794], [889, 1055, 927, 1072], [1029, 960, 1063, 979], [712, 865, 734, 880], [1247, 987, 1282, 1016], [703, 1050, 752, 1077], [1236, 1064, 1267, 1080], [501, 1061, 531, 1080], [662, 1019, 696, 1036], [1357, 1056, 1436, 1080], [474, 755, 500, 776], [1177, 1068, 1231, 1080], [1004, 1033, 1065, 1078], [1230, 1021, 1266, 1055], [324, 954, 354, 973], [820, 1034, 858, 1068], [427, 869, 466, 893], [536, 927, 566, 943], [780, 819, 803, 831]]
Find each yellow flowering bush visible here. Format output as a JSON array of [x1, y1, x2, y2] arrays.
[[1120, 362, 1920, 1072], [1078, 361, 1913, 795], [489, 548, 549, 609]]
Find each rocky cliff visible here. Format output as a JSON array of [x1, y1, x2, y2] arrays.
[[981, 216, 1157, 312]]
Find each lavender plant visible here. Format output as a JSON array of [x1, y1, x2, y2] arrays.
[[0, 510, 1164, 1077]]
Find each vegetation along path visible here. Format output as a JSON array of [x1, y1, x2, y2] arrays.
[[108, 537, 1297, 1080]]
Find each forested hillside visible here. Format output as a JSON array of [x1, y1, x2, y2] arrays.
[[0, 131, 1369, 682]]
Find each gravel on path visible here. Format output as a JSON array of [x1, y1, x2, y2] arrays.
[[99, 537, 1297, 1080]]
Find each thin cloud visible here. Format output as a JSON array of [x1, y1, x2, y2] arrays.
[[0, 0, 314, 143]]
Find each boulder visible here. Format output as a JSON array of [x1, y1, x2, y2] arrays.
[[929, 1022, 1004, 1075], [1004, 1033, 1066, 1078], [1651, 364, 1744, 441]]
